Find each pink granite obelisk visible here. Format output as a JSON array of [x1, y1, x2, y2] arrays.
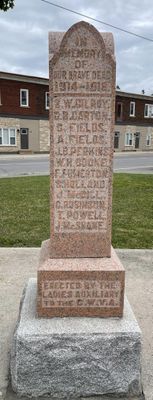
[[37, 21, 125, 317]]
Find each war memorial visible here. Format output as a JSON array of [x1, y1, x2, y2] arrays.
[[10, 21, 143, 399]]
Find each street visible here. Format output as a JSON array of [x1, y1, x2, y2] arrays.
[[0, 152, 153, 177], [0, 154, 49, 178], [114, 152, 153, 174]]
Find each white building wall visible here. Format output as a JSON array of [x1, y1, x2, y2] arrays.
[[0, 117, 20, 153]]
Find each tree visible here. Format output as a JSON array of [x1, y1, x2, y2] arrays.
[[0, 0, 14, 11]]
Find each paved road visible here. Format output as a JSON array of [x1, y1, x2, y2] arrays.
[[114, 152, 153, 174], [0, 152, 153, 177], [0, 154, 49, 178]]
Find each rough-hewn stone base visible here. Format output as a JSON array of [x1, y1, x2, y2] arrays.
[[10, 279, 143, 399]]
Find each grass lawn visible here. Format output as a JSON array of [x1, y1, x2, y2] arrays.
[[112, 174, 153, 248], [0, 176, 50, 247], [0, 174, 152, 248]]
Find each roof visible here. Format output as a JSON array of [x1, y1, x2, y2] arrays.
[[0, 71, 49, 86], [116, 90, 153, 101]]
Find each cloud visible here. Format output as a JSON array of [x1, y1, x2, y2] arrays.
[[0, 0, 153, 93]]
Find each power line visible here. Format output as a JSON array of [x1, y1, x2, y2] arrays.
[[41, 0, 153, 43]]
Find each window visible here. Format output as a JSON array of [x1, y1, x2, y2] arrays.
[[130, 101, 135, 117], [125, 133, 133, 146], [117, 102, 123, 120], [0, 128, 16, 146], [45, 92, 49, 109], [0, 90, 2, 105], [144, 104, 153, 118], [10, 128, 16, 145], [114, 131, 120, 149], [20, 89, 29, 107], [146, 134, 151, 146]]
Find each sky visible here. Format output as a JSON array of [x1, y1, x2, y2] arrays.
[[0, 0, 153, 94]]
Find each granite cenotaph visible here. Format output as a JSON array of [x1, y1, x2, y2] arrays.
[[11, 21, 143, 400], [37, 20, 125, 318]]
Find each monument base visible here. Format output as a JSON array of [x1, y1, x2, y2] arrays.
[[11, 279, 143, 399], [37, 240, 125, 317]]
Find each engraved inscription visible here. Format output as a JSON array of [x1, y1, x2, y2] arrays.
[[53, 95, 111, 233], [51, 29, 113, 233], [42, 280, 121, 308]]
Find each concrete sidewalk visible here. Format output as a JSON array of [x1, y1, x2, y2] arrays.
[[0, 248, 153, 400]]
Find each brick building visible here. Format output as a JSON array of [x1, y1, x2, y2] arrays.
[[115, 91, 153, 151], [0, 71, 49, 153], [0, 71, 153, 153]]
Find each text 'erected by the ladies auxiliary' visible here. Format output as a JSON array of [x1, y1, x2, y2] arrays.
[[42, 280, 121, 308]]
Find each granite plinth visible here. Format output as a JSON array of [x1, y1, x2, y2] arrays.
[[11, 279, 143, 399], [37, 240, 125, 317]]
